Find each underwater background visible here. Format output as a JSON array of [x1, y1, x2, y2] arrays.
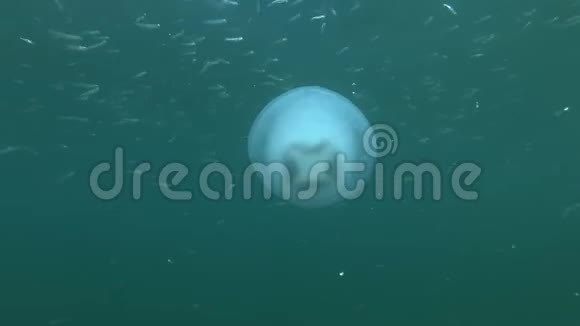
[[1, 0, 580, 325]]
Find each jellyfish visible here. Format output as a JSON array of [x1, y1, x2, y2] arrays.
[[247, 86, 375, 208]]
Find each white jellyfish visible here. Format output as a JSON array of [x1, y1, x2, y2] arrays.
[[247, 86, 375, 208]]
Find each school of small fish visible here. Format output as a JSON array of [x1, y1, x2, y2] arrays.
[[4, 0, 579, 212]]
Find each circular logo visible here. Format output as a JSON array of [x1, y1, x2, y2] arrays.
[[363, 123, 399, 158]]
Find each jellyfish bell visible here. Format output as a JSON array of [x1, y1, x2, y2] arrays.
[[247, 86, 375, 208]]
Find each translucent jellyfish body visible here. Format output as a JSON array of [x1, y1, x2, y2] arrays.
[[247, 86, 375, 208]]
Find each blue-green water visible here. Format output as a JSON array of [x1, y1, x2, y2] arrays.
[[1, 0, 580, 325]]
